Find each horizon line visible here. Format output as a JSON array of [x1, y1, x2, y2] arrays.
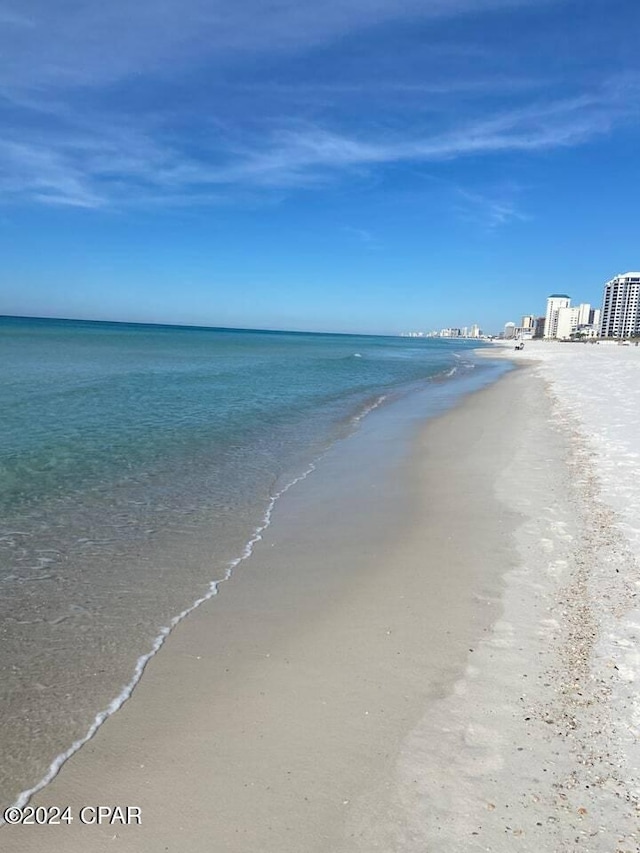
[[0, 313, 412, 339]]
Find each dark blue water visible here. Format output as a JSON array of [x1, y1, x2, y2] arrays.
[[0, 316, 496, 808]]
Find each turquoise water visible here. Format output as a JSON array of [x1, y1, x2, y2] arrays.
[[2, 317, 474, 513], [0, 316, 498, 807]]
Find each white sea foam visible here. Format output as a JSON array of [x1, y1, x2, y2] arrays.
[[5, 384, 401, 816], [5, 460, 320, 818], [5, 355, 496, 816], [351, 394, 387, 423]]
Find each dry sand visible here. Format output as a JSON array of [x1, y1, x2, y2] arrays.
[[3, 366, 638, 851]]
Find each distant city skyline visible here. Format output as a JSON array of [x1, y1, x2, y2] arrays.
[[498, 280, 638, 341], [2, 2, 640, 334]]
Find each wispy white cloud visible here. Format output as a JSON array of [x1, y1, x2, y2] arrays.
[[218, 76, 549, 99], [204, 81, 639, 184], [342, 225, 377, 246], [1, 1, 639, 210], [1, 77, 638, 209], [452, 187, 530, 229], [0, 0, 555, 94]]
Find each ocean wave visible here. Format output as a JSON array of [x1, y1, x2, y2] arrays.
[[5, 460, 319, 819], [6, 386, 393, 816], [351, 394, 388, 424]]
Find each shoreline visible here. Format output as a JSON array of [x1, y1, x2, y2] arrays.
[[0, 352, 510, 812], [1, 354, 508, 815], [6, 456, 322, 816], [1, 323, 495, 814], [4, 360, 638, 850]]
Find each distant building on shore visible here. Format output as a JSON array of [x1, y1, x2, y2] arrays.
[[521, 315, 536, 331], [544, 294, 571, 339], [401, 326, 484, 339], [543, 295, 599, 339], [533, 316, 546, 338], [501, 317, 539, 341], [600, 272, 640, 338], [556, 304, 595, 340]]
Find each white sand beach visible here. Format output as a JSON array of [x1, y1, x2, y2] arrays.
[[3, 349, 639, 852]]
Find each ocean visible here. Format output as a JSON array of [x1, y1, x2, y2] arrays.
[[0, 316, 506, 808]]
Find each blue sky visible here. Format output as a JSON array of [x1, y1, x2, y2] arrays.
[[1, 0, 640, 334]]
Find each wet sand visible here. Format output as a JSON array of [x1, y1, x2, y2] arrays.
[[4, 365, 638, 851]]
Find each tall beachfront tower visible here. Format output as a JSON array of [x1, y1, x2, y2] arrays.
[[544, 294, 571, 339], [600, 273, 640, 338]]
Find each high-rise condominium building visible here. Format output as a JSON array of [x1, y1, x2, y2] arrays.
[[544, 294, 571, 339], [555, 306, 581, 340], [555, 303, 595, 339], [600, 272, 640, 338]]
